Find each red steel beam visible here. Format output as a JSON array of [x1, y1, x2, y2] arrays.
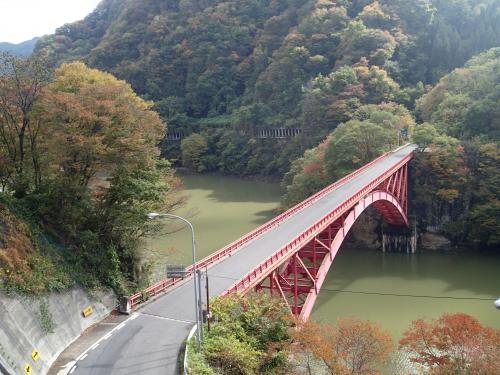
[[221, 154, 413, 298], [299, 189, 408, 320]]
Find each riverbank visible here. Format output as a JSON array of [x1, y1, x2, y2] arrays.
[[176, 169, 284, 184]]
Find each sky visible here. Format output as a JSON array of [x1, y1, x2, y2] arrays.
[[0, 0, 102, 43]]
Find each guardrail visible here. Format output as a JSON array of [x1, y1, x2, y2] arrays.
[[221, 151, 415, 295], [122, 144, 414, 311]]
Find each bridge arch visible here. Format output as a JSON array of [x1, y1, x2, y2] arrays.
[[219, 148, 412, 320], [222, 158, 412, 319], [299, 190, 408, 319]]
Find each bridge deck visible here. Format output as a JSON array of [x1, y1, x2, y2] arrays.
[[71, 144, 416, 375]]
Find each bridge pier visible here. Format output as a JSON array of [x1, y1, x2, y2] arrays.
[[382, 233, 416, 253], [381, 219, 417, 253]]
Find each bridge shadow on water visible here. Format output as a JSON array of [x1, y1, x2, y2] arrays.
[[251, 208, 280, 225]]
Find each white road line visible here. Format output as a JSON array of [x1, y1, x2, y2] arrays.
[[138, 312, 193, 324], [79, 354, 87, 361], [102, 333, 112, 340], [57, 361, 76, 375], [61, 313, 138, 374]]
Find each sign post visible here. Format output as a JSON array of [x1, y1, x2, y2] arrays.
[[166, 265, 187, 279]]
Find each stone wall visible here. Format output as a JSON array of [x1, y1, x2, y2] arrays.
[[0, 286, 115, 375]]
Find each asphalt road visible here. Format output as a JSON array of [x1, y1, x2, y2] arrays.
[[68, 144, 416, 375]]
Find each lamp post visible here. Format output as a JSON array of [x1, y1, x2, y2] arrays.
[[147, 212, 203, 349]]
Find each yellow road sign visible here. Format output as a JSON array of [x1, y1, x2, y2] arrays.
[[31, 349, 40, 361], [82, 305, 93, 317], [24, 363, 32, 374]]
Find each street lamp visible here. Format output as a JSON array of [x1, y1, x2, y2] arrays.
[[147, 212, 203, 349]]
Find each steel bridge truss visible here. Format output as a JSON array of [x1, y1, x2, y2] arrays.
[[223, 161, 410, 321]]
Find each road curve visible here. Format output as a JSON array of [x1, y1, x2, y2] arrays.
[[68, 144, 417, 375]]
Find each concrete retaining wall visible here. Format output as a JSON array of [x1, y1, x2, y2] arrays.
[[0, 286, 115, 375]]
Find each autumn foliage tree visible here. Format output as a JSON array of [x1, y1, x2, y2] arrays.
[[42, 62, 165, 186], [0, 58, 182, 293], [399, 313, 500, 375], [34, 62, 181, 291], [291, 318, 393, 375], [0, 53, 50, 193]]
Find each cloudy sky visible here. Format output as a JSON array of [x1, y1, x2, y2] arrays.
[[0, 0, 101, 43]]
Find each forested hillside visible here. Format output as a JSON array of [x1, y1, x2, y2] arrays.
[[33, 0, 500, 250], [283, 48, 499, 249], [35, 0, 500, 175]]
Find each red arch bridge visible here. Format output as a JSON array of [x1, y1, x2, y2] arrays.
[[66, 144, 416, 375]]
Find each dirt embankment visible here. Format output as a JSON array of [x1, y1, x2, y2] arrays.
[[0, 203, 36, 284]]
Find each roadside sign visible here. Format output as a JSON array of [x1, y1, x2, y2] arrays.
[[82, 306, 93, 317], [31, 349, 40, 361], [166, 265, 187, 278]]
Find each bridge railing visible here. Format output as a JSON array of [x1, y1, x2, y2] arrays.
[[221, 150, 414, 296], [124, 145, 412, 311]]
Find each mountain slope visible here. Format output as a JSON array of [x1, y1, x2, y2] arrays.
[[0, 37, 38, 57], [35, 0, 500, 176]]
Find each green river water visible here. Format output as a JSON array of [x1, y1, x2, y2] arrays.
[[142, 174, 500, 338]]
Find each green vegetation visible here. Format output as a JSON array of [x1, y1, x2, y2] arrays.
[[412, 48, 500, 249], [31, 1, 500, 250], [0, 55, 182, 295], [38, 299, 54, 334], [281, 103, 413, 207], [0, 199, 73, 294], [187, 293, 292, 375], [188, 293, 500, 374], [181, 133, 209, 172], [282, 48, 500, 250], [34, 0, 500, 177]]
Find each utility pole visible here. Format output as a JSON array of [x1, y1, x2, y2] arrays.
[[205, 266, 210, 332], [196, 269, 204, 342], [147, 212, 202, 349]]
